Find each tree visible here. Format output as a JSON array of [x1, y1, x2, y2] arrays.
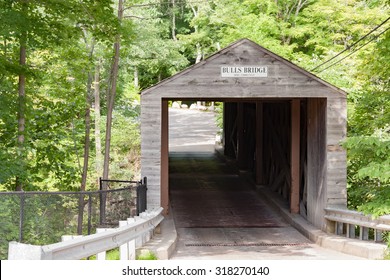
[[344, 23, 390, 216], [0, 0, 117, 192], [0, 0, 81, 190], [102, 0, 124, 186]]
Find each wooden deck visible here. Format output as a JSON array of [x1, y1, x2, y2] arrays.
[[169, 152, 288, 228]]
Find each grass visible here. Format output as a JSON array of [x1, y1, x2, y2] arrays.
[[84, 248, 158, 260], [136, 250, 158, 260]]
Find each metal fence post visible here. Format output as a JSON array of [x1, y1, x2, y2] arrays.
[[88, 194, 92, 235], [136, 184, 140, 216], [19, 191, 25, 242], [136, 177, 147, 215], [99, 177, 104, 225], [143, 177, 147, 213]]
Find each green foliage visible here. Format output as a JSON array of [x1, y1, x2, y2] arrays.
[[214, 102, 224, 131], [344, 136, 390, 182], [0, 195, 20, 258], [343, 7, 390, 217], [137, 250, 158, 260], [385, 233, 390, 259], [124, 4, 189, 88], [0, 0, 119, 191]]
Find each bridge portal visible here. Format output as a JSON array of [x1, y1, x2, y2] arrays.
[[140, 39, 347, 231]]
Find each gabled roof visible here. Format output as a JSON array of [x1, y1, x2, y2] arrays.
[[141, 38, 346, 97]]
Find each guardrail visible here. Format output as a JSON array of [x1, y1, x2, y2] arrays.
[[8, 207, 163, 260], [325, 207, 390, 242]]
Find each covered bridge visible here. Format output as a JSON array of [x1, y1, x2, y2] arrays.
[[140, 38, 347, 230]]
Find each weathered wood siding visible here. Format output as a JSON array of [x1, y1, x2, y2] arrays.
[[326, 96, 347, 207], [307, 98, 327, 229], [141, 39, 347, 227], [142, 40, 343, 99], [140, 95, 162, 208]]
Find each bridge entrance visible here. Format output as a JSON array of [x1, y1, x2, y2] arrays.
[[168, 106, 289, 229], [141, 39, 347, 231]]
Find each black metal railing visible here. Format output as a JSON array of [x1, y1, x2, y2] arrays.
[[0, 177, 147, 260], [98, 177, 147, 223], [137, 177, 147, 215]]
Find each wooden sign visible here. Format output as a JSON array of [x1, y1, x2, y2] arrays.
[[220, 66, 268, 77]]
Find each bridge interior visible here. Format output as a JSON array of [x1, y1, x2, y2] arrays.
[[168, 105, 288, 228], [167, 107, 359, 259], [167, 98, 312, 222]]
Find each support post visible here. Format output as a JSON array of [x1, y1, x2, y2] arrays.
[[87, 194, 92, 235], [19, 191, 25, 242], [359, 226, 369, 240], [96, 228, 107, 260], [336, 221, 343, 235], [8, 241, 43, 260], [99, 177, 104, 225], [290, 99, 300, 214], [374, 229, 383, 242], [346, 224, 356, 238]]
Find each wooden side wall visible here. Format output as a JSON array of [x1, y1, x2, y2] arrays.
[[140, 94, 162, 208], [306, 96, 347, 229], [326, 96, 347, 207], [307, 98, 327, 229]]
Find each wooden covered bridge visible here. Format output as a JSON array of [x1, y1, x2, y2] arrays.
[[140, 38, 347, 231]]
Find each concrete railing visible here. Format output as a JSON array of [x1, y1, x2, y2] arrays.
[[8, 207, 164, 260], [325, 207, 390, 242]]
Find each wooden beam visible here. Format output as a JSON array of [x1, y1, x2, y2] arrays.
[[290, 99, 300, 214], [161, 99, 169, 215], [255, 101, 264, 185]]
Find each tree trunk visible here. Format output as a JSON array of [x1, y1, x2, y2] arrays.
[[101, 0, 123, 224], [134, 66, 139, 88], [77, 32, 95, 234], [77, 71, 93, 235], [171, 0, 177, 41], [16, 3, 27, 191], [94, 62, 102, 175], [195, 42, 202, 64], [190, 4, 202, 64], [102, 0, 123, 183]]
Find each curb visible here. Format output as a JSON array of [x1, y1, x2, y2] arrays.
[[257, 187, 387, 259], [137, 216, 178, 260]]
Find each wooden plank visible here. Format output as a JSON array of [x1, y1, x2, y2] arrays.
[[151, 85, 334, 99], [327, 198, 347, 205], [290, 99, 300, 214]]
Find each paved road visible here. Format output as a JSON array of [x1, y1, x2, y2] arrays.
[[169, 107, 219, 153], [168, 107, 363, 259]]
